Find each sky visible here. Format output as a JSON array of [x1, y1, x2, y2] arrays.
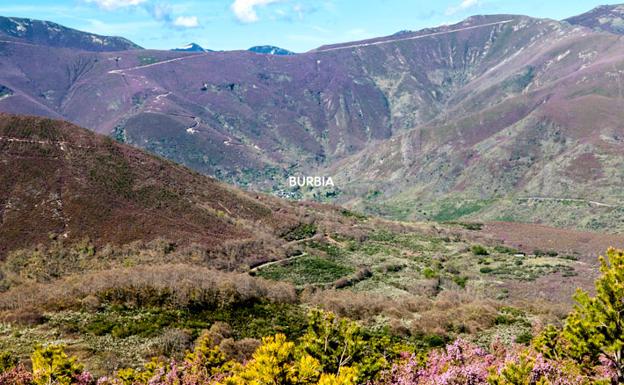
[[0, 0, 622, 52]]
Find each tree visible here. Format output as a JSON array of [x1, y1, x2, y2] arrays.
[[298, 309, 397, 381], [298, 310, 364, 375], [223, 333, 323, 385], [117, 359, 165, 385], [317, 367, 357, 385], [560, 248, 624, 382], [31, 345, 88, 385], [185, 329, 235, 376]]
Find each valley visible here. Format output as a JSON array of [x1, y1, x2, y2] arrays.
[[0, 3, 623, 384], [2, 10, 624, 230]]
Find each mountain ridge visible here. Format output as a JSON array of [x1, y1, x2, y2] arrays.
[[565, 3, 624, 34], [0, 16, 142, 51]]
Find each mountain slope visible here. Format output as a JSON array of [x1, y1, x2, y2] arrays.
[[0, 113, 311, 262], [565, 4, 624, 34], [324, 15, 624, 230], [0, 16, 142, 51]]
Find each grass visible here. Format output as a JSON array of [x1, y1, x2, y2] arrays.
[[444, 222, 484, 231], [432, 200, 491, 222], [478, 257, 575, 281]]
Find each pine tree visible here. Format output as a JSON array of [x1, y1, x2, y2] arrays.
[[561, 248, 624, 382], [31, 345, 84, 385]]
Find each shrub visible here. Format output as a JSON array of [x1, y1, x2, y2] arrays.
[[451, 276, 468, 289], [515, 331, 533, 345], [0, 351, 18, 372], [422, 268, 438, 279], [493, 245, 520, 254], [471, 245, 489, 256], [157, 329, 193, 359], [377, 339, 495, 385], [283, 223, 318, 241]]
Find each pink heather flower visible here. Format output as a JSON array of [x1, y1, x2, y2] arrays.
[[74, 371, 95, 385], [0, 364, 34, 385]]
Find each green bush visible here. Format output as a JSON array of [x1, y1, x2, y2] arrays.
[[515, 331, 533, 345], [452, 276, 468, 288], [493, 245, 521, 254], [283, 223, 317, 241], [471, 245, 489, 256], [422, 267, 438, 279]]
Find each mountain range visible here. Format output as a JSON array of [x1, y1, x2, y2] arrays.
[[172, 43, 295, 55], [1, 6, 623, 231]]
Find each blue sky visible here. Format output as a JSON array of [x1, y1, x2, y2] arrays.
[[0, 0, 621, 52]]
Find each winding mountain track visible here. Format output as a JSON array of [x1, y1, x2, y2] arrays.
[[518, 196, 618, 208], [0, 136, 92, 150], [107, 53, 208, 75], [249, 252, 309, 273], [0, 39, 39, 47]]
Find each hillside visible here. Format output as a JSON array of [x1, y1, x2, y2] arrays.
[[0, 113, 315, 264], [0, 16, 142, 51], [565, 4, 624, 34]]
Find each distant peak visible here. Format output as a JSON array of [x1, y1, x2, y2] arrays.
[[172, 42, 208, 52], [248, 45, 295, 55]]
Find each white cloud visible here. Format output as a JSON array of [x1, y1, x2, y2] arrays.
[[85, 1, 200, 29], [446, 0, 481, 15], [173, 15, 199, 28], [84, 0, 148, 10], [231, 0, 283, 23]]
